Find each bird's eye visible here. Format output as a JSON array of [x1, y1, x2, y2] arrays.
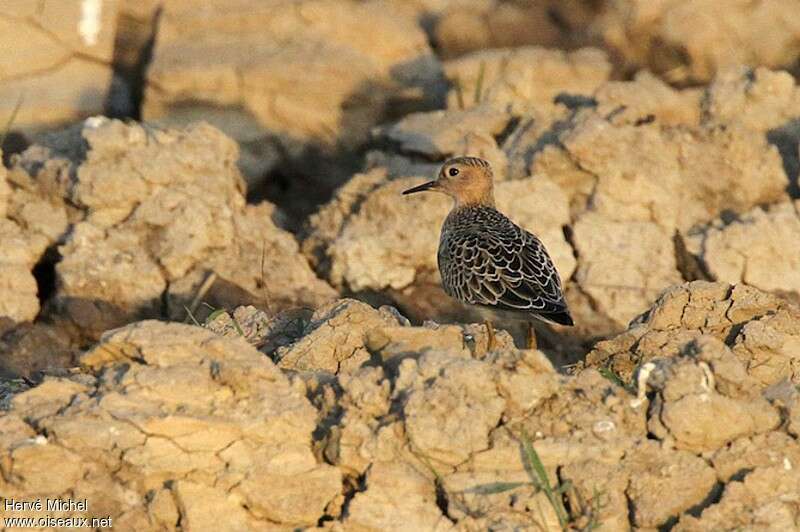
[[448, 168, 459, 177]]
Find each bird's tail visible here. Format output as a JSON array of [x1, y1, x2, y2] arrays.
[[535, 310, 574, 326]]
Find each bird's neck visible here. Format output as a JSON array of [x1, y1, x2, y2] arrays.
[[454, 188, 495, 208]]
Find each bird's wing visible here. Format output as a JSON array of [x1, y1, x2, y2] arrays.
[[441, 225, 569, 317]]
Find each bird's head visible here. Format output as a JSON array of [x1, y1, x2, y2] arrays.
[[402, 156, 495, 207]]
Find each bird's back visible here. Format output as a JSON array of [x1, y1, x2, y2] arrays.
[[438, 205, 573, 325]]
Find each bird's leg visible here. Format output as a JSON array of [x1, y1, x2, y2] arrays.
[[527, 322, 538, 350], [484, 319, 496, 352]]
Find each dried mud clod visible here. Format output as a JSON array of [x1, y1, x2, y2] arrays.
[[3, 282, 799, 529]]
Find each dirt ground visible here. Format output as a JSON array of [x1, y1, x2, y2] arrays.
[[2, 0, 800, 530]]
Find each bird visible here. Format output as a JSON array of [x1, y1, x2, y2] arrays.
[[402, 156, 573, 350]]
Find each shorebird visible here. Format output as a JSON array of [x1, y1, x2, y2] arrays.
[[402, 156, 573, 349]]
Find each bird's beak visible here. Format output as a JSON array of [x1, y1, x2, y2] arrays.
[[402, 180, 438, 195]]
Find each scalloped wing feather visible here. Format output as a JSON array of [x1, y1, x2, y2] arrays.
[[438, 206, 571, 322]]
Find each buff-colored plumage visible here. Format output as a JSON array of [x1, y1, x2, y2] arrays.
[[403, 156, 573, 326]]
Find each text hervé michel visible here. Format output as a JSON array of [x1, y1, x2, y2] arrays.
[[3, 498, 113, 529]]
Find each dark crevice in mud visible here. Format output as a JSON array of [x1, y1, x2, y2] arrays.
[[384, 389, 410, 424], [554, 93, 597, 110], [304, 374, 345, 466], [365, 134, 447, 166], [172, 485, 184, 529], [556, 465, 575, 520], [766, 118, 800, 199], [338, 471, 368, 521], [247, 150, 363, 235], [658, 515, 678, 531], [624, 489, 637, 529], [434, 476, 456, 524], [111, 363, 133, 385], [672, 230, 711, 283], [248, 167, 322, 234], [547, 6, 572, 33], [316, 513, 336, 527], [514, 110, 581, 172], [32, 244, 60, 309], [160, 282, 171, 321], [416, 11, 440, 50], [684, 480, 724, 519], [18, 413, 50, 438], [1, 131, 30, 166], [634, 113, 656, 126], [722, 322, 747, 346], [132, 7, 163, 119], [562, 224, 579, 270], [501, 116, 537, 160], [313, 405, 345, 465], [603, 104, 627, 122], [493, 116, 522, 147], [728, 468, 753, 483], [107, 6, 163, 119]]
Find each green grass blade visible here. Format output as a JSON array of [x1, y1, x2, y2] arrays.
[[453, 76, 465, 110], [474, 61, 486, 105], [205, 308, 226, 323], [183, 305, 201, 326], [231, 317, 245, 337], [464, 481, 529, 495], [414, 451, 443, 483], [521, 430, 569, 529], [0, 96, 24, 150], [598, 367, 626, 388], [554, 479, 573, 495], [589, 486, 607, 530]]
